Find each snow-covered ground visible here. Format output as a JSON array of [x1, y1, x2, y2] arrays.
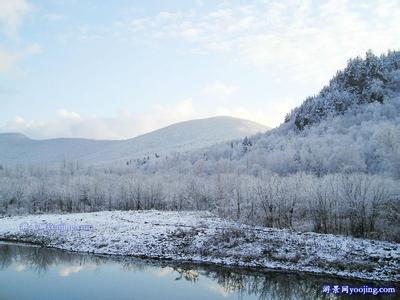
[[0, 210, 398, 282]]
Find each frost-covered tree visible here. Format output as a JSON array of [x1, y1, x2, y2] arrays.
[[1, 50, 399, 242]]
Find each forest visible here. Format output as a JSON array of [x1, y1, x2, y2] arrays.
[[1, 51, 399, 242]]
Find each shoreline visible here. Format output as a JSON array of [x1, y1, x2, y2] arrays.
[[1, 239, 398, 286], [0, 210, 398, 283], [2, 239, 399, 289]]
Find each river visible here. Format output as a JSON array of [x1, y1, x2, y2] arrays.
[[0, 242, 397, 299]]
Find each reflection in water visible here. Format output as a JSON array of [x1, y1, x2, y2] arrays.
[[58, 263, 98, 277], [0, 242, 397, 300]]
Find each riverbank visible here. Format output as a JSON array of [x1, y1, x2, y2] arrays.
[[0, 210, 398, 282]]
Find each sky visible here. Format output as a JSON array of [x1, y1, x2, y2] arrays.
[[0, 0, 400, 140]]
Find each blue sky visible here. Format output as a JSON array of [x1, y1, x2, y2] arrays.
[[1, 0, 400, 139]]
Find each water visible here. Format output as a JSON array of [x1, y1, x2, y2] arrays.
[[0, 242, 397, 300]]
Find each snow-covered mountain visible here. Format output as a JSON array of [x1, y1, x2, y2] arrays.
[[0, 116, 269, 166], [134, 50, 400, 178], [0, 51, 399, 243]]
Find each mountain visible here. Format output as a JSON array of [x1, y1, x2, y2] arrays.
[[0, 116, 269, 167], [285, 50, 400, 131], [134, 50, 400, 178], [0, 51, 399, 242]]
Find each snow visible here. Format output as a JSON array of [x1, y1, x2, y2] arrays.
[[0, 117, 269, 167], [0, 210, 398, 282]]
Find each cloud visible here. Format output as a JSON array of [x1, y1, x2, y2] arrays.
[[209, 97, 296, 128], [214, 106, 272, 127], [1, 99, 278, 139], [15, 263, 26, 272], [2, 98, 284, 140], [0, 0, 31, 38], [57, 108, 81, 120], [111, 0, 400, 86], [59, 264, 97, 277], [204, 82, 238, 97], [59, 265, 83, 277], [45, 13, 64, 21], [0, 0, 40, 73], [0, 43, 41, 73], [0, 47, 18, 72], [0, 100, 197, 140]]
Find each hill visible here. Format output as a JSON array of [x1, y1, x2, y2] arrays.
[[0, 51, 399, 242], [137, 50, 400, 178], [0, 116, 269, 166]]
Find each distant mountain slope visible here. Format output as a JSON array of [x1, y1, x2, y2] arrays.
[[0, 116, 269, 166], [0, 133, 115, 166]]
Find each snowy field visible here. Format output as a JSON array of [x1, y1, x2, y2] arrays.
[[0, 210, 398, 282]]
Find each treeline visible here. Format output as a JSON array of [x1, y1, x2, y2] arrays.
[[0, 166, 398, 242], [287, 50, 400, 130], [1, 50, 399, 243]]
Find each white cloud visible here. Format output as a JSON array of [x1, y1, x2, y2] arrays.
[[0, 100, 196, 140], [1, 99, 280, 139], [0, 47, 18, 72], [2, 95, 294, 139], [77, 23, 89, 34], [0, 0, 31, 38], [112, 0, 400, 87], [45, 13, 64, 21], [204, 82, 238, 97], [0, 43, 41, 73], [59, 265, 83, 277], [0, 0, 41, 73], [209, 97, 296, 128], [59, 264, 97, 277], [214, 106, 272, 127], [57, 108, 81, 120], [15, 263, 26, 272], [12, 116, 26, 125]]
